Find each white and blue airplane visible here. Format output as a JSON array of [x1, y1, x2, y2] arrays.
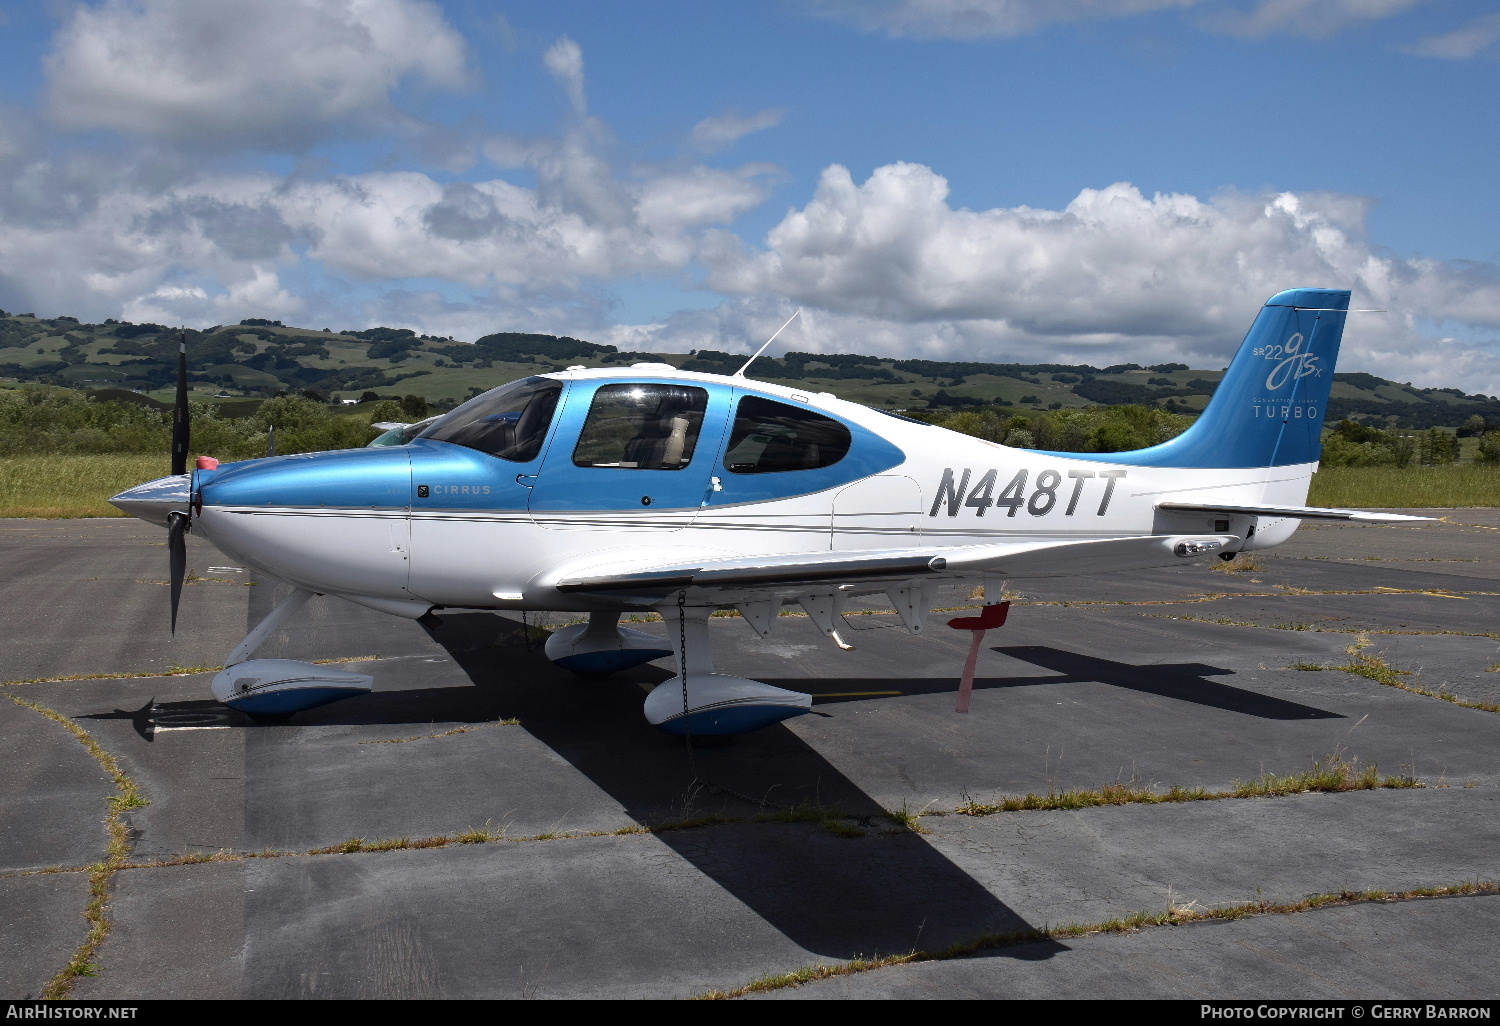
[[111, 288, 1424, 733]]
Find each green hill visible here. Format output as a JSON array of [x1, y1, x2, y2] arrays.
[[0, 309, 1496, 431]]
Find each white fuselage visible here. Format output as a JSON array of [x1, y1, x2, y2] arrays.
[[195, 370, 1311, 616]]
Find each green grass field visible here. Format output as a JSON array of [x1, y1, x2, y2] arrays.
[[2, 455, 1496, 519], [1307, 464, 1500, 509], [0, 455, 171, 518]]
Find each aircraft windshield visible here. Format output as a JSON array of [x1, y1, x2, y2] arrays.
[[724, 396, 851, 473], [417, 377, 562, 462], [573, 383, 707, 470]]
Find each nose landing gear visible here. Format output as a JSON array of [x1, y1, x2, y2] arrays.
[[210, 589, 374, 722]]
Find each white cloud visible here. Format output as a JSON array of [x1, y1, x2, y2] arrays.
[[680, 162, 1500, 391], [799, 0, 1437, 41], [122, 267, 305, 326], [45, 0, 468, 149], [0, 26, 785, 334], [277, 164, 771, 286], [543, 36, 587, 116], [691, 108, 786, 148], [0, 146, 775, 332], [8, 19, 1498, 394], [1204, 0, 1427, 38], [797, 0, 1203, 39], [1403, 10, 1500, 58]]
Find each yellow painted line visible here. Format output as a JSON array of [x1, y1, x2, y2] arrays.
[[1373, 587, 1469, 600]]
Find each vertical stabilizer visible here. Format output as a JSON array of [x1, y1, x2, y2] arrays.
[[1050, 288, 1349, 469]]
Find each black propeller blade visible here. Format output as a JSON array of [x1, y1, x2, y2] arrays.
[[171, 333, 189, 476], [169, 331, 191, 633], [168, 511, 188, 634]]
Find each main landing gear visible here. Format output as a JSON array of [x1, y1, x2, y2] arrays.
[[543, 611, 673, 677], [544, 607, 812, 736]]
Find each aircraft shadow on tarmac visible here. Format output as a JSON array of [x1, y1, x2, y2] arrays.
[[416, 612, 1068, 962], [758, 649, 1341, 721], [989, 646, 1343, 720], [83, 697, 244, 741], [79, 611, 1333, 960]]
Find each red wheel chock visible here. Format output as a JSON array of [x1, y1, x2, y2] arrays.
[[946, 602, 1010, 713]]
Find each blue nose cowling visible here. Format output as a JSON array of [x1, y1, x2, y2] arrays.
[[203, 446, 413, 509]]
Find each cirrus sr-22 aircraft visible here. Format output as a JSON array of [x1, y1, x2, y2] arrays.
[[110, 288, 1425, 734]]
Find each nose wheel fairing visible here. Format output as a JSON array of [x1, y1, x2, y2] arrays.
[[211, 658, 374, 717]]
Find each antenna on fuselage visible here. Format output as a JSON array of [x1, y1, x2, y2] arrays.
[[733, 309, 801, 379]]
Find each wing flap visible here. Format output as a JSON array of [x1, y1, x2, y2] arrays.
[[1156, 502, 1433, 523], [552, 534, 1232, 596], [555, 550, 947, 593]]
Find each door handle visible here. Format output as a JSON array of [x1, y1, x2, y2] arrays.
[[516, 474, 538, 487]]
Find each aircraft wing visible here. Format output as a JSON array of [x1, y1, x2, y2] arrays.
[[1155, 502, 1433, 523], [552, 533, 1231, 597]]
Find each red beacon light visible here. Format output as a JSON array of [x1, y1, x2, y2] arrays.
[[195, 456, 220, 470]]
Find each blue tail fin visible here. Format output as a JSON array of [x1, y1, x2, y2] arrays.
[[1054, 288, 1349, 469]]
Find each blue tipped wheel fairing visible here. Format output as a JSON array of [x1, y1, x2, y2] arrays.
[[211, 659, 373, 720]]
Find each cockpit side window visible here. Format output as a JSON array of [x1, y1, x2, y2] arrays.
[[724, 396, 852, 474], [573, 383, 708, 470], [416, 377, 562, 462]]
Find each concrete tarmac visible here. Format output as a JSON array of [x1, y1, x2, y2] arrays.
[[1, 511, 1497, 999]]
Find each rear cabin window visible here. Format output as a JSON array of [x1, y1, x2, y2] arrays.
[[417, 377, 561, 462], [724, 396, 852, 474], [572, 383, 708, 470]]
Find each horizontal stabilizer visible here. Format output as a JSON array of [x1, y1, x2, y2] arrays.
[[1156, 502, 1433, 523]]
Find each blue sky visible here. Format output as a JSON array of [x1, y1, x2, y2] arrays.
[[0, 0, 1497, 389]]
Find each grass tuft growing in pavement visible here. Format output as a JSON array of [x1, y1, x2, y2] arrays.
[[763, 798, 871, 838], [694, 880, 1500, 999], [1163, 622, 1500, 714], [1335, 636, 1410, 688], [4, 753, 1428, 883], [883, 800, 931, 834], [1210, 554, 1265, 575], [3, 693, 149, 998], [1231, 749, 1419, 795], [1313, 636, 1500, 714], [356, 719, 520, 744], [953, 751, 1417, 818]]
